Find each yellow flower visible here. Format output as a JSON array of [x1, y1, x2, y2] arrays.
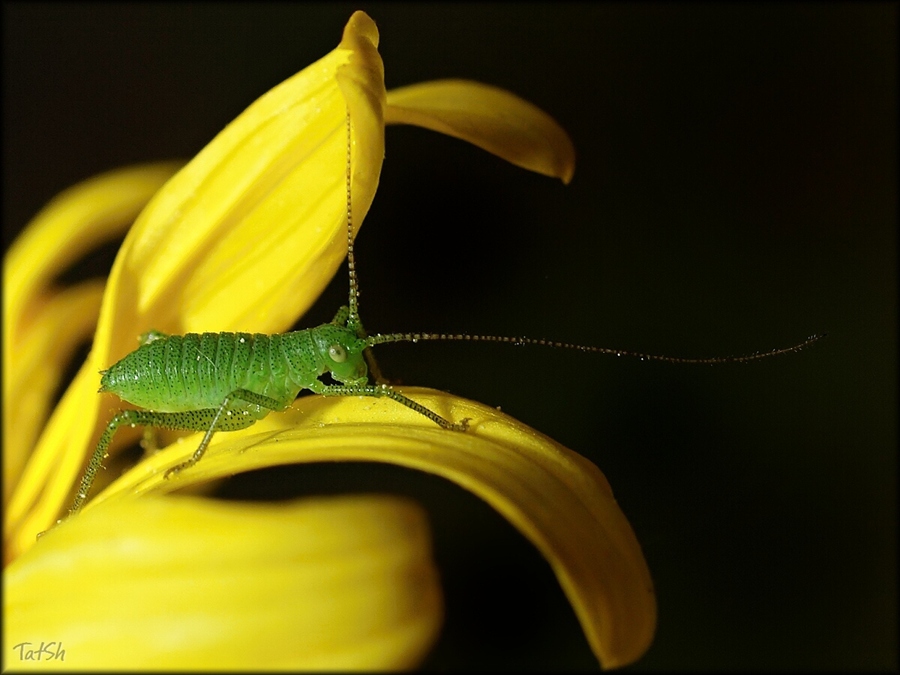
[[4, 11, 653, 670]]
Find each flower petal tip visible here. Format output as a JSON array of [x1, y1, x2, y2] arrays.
[[386, 79, 576, 183]]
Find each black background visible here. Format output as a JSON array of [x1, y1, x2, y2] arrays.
[[4, 3, 896, 671]]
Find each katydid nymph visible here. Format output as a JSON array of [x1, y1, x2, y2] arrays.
[[65, 111, 823, 521]]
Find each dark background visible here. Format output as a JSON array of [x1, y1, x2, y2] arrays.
[[4, 3, 896, 671]]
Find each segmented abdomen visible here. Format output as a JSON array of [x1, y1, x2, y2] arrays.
[[100, 332, 301, 412]]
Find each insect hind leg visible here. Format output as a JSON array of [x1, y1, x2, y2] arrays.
[[70, 388, 285, 518], [70, 407, 251, 518]]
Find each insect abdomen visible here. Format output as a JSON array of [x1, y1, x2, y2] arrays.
[[100, 332, 296, 412]]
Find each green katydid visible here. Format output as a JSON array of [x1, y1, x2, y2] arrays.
[[66, 111, 823, 519]]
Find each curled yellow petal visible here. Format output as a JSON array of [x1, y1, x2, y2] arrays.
[[5, 495, 442, 670], [386, 79, 576, 183], [88, 388, 655, 668], [2, 162, 180, 488], [3, 164, 181, 551], [2, 162, 182, 358], [3, 281, 104, 502], [5, 363, 113, 562]]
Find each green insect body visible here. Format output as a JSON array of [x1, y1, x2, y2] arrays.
[[101, 322, 368, 415], [69, 305, 468, 517]]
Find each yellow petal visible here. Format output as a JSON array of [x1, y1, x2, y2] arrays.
[[5, 363, 115, 563], [3, 281, 104, 502], [95, 9, 385, 370], [88, 388, 655, 668], [3, 164, 180, 550], [5, 495, 442, 670], [2, 162, 182, 360], [2, 162, 180, 490], [386, 79, 576, 183]]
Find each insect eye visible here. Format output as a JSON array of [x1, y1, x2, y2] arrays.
[[328, 344, 347, 363]]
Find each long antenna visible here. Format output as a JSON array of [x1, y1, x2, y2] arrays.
[[345, 110, 360, 330], [342, 109, 824, 368], [367, 331, 826, 364], [342, 109, 387, 383]]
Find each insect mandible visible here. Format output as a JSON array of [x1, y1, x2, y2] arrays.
[[66, 110, 823, 520]]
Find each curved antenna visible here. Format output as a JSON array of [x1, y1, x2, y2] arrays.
[[341, 109, 824, 368], [366, 331, 826, 364]]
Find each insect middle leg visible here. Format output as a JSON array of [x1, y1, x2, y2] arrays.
[[315, 383, 470, 431]]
